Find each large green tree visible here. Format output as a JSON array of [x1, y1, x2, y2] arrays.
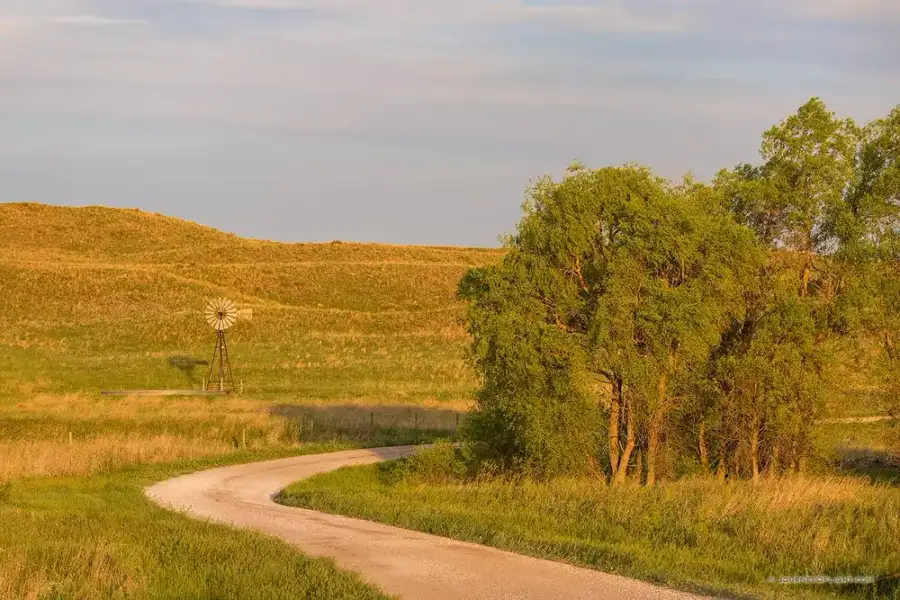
[[708, 99, 885, 479], [461, 98, 900, 483], [461, 165, 759, 482]]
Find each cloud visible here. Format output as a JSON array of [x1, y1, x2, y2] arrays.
[[51, 14, 150, 26], [188, 0, 694, 32], [0, 17, 25, 36], [0, 0, 898, 245], [787, 0, 900, 22]]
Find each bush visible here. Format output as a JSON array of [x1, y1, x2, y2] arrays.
[[381, 441, 468, 485]]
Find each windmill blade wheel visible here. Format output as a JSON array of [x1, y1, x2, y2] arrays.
[[205, 297, 238, 331]]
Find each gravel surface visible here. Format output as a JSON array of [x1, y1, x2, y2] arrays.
[[146, 446, 713, 600]]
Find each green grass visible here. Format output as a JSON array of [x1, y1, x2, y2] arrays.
[[279, 454, 900, 600], [1, 446, 395, 600]]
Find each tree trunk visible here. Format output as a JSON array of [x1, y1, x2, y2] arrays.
[[633, 449, 643, 484], [800, 263, 811, 298], [789, 420, 800, 474], [716, 440, 727, 482], [613, 393, 636, 484], [698, 421, 709, 472], [766, 443, 779, 477], [750, 416, 760, 484], [608, 377, 622, 479], [645, 371, 668, 486], [800, 236, 813, 298], [646, 420, 660, 486]]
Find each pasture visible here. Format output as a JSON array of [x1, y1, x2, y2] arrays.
[[1, 202, 895, 599]]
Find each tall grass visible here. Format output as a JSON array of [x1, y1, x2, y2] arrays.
[[0, 435, 232, 481], [0, 393, 465, 482], [280, 454, 900, 600]]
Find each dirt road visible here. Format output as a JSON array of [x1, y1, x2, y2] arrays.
[[146, 446, 711, 600]]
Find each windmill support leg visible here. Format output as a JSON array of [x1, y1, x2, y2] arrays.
[[220, 332, 235, 393], [218, 331, 225, 391], [205, 330, 235, 393], [206, 335, 219, 391]]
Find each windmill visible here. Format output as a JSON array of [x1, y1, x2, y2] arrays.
[[203, 297, 251, 393]]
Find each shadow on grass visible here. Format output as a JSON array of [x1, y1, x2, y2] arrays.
[[834, 448, 900, 486], [270, 404, 465, 447]]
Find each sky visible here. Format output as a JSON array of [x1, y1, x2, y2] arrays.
[[1, 1, 898, 246]]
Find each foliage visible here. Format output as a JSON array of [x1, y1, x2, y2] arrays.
[[460, 164, 760, 480], [380, 441, 469, 485], [460, 98, 900, 483]]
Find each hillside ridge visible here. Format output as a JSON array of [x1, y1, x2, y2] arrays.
[[0, 203, 502, 260]]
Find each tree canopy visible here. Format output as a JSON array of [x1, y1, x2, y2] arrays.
[[460, 98, 900, 482]]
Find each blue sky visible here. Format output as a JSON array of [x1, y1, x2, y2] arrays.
[[1, 1, 898, 246]]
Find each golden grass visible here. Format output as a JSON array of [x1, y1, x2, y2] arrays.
[[0, 394, 306, 481], [702, 475, 871, 515], [0, 435, 234, 482], [0, 203, 503, 266], [0, 393, 468, 482], [10, 393, 272, 422], [0, 544, 144, 600], [0, 553, 49, 600], [0, 204, 489, 403]]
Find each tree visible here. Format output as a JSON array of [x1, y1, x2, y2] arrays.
[[757, 97, 859, 295], [841, 107, 900, 446], [710, 99, 864, 479], [460, 98, 899, 484], [461, 165, 760, 482]]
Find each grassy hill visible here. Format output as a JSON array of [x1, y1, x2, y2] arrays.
[[0, 202, 502, 400]]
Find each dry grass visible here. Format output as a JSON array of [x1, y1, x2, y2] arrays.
[[0, 394, 301, 482], [0, 393, 466, 482], [0, 203, 503, 266], [0, 545, 143, 600], [0, 435, 234, 482], [9, 393, 275, 422]]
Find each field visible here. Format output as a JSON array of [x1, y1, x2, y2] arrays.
[[2, 447, 393, 600], [1, 202, 897, 599], [0, 203, 497, 598]]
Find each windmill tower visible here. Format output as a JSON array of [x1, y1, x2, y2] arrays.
[[203, 297, 251, 393]]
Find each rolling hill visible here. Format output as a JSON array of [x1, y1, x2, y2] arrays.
[[0, 202, 502, 400]]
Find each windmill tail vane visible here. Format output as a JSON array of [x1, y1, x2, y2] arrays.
[[203, 297, 247, 393]]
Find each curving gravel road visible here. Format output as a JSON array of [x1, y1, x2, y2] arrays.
[[146, 446, 712, 600]]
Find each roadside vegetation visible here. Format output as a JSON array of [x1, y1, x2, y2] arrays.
[[279, 443, 900, 600], [281, 97, 900, 600], [456, 98, 900, 482]]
